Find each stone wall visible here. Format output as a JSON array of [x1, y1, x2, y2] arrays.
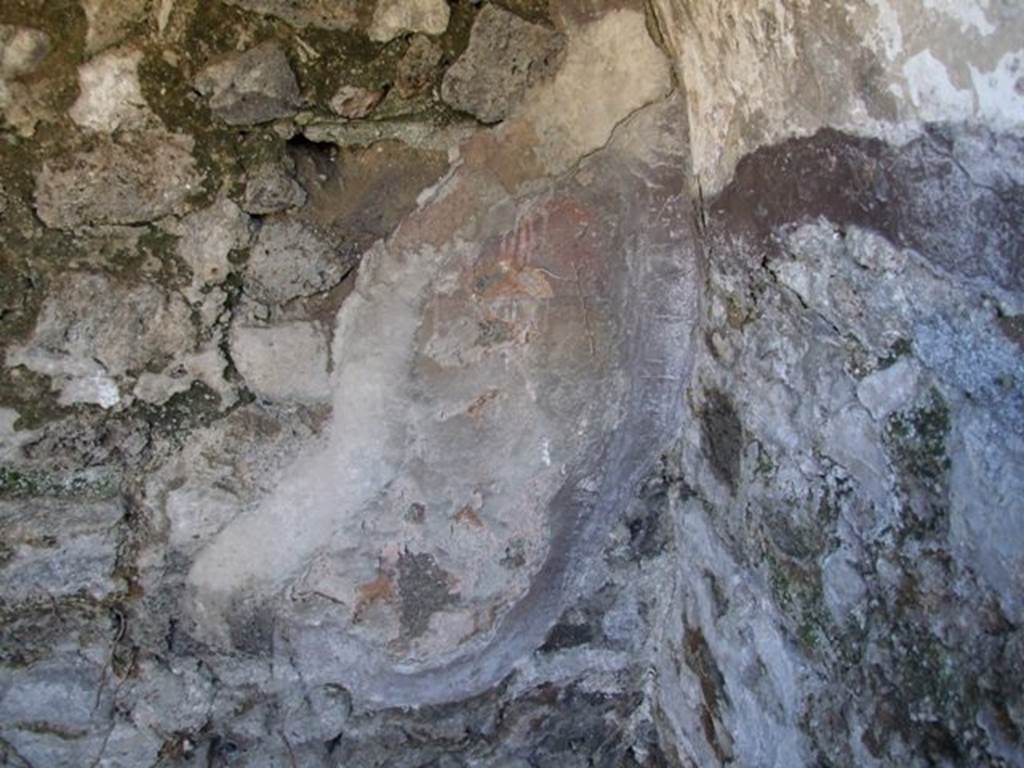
[[646, 3, 1024, 765], [0, 0, 1022, 766]]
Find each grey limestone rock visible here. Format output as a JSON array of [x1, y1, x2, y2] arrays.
[[0, 498, 124, 601], [395, 34, 443, 98], [245, 219, 351, 305], [329, 84, 386, 118], [33, 131, 202, 228], [0, 652, 116, 767], [442, 5, 564, 123], [368, 0, 450, 42], [5, 272, 194, 409], [194, 42, 302, 126], [0, 25, 50, 80], [241, 162, 307, 214], [1, 0, 1024, 766], [173, 198, 252, 286], [230, 322, 331, 401]]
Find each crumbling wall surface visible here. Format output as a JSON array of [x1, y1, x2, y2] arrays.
[[651, 0, 1024, 195], [1, 0, 1023, 766], [1, 0, 695, 765], [655, 129, 1024, 768], [648, 1, 1024, 766]]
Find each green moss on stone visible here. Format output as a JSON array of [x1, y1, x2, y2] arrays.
[[877, 337, 913, 370], [764, 548, 834, 656], [135, 380, 224, 445], [884, 388, 951, 484], [0, 0, 88, 115], [0, 365, 68, 431], [0, 464, 120, 499]]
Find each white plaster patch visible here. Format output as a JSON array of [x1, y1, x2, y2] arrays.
[[856, 358, 920, 420], [902, 49, 974, 122], [520, 9, 673, 173], [866, 0, 904, 61], [59, 373, 121, 409], [922, 0, 994, 36], [971, 51, 1024, 131]]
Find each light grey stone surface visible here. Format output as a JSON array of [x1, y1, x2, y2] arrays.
[[0, 0, 1022, 765], [368, 0, 450, 42], [857, 358, 921, 419], [194, 42, 301, 126], [329, 84, 386, 119], [245, 219, 350, 305], [5, 273, 193, 409], [241, 162, 307, 214], [0, 25, 50, 79], [0, 498, 123, 600], [441, 5, 564, 123], [68, 48, 151, 133], [33, 131, 202, 228], [654, 163, 1024, 764], [0, 651, 115, 767], [172, 198, 252, 287], [230, 322, 331, 401]]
